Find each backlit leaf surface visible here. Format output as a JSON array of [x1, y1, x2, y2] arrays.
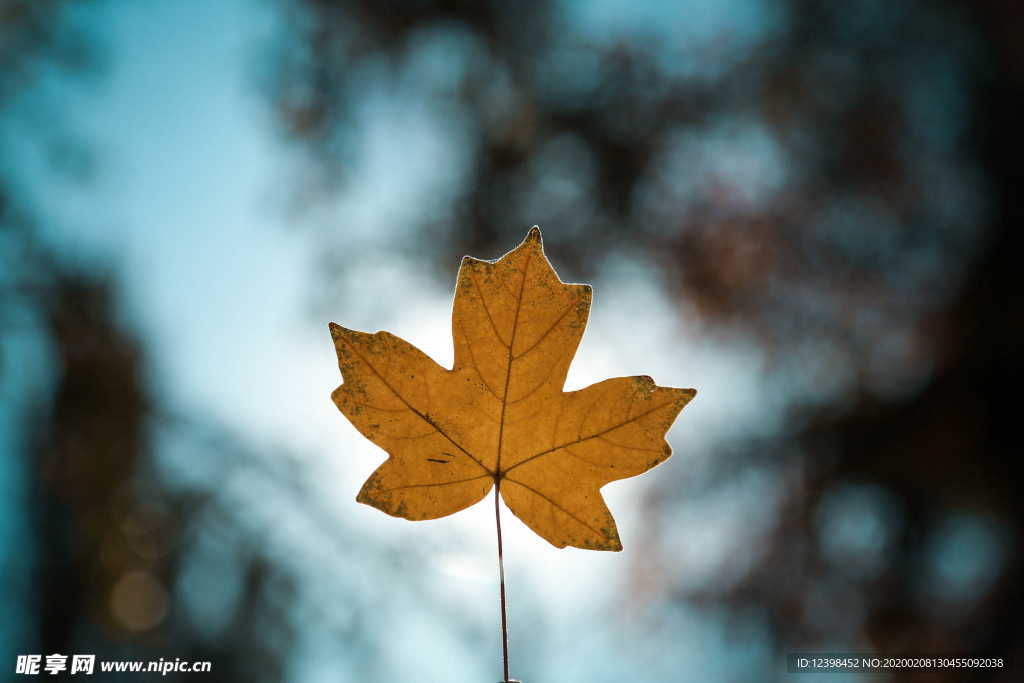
[[330, 228, 695, 550]]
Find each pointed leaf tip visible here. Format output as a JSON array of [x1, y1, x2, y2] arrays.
[[526, 226, 542, 243]]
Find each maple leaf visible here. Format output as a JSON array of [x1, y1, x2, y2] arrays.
[[329, 227, 696, 550]]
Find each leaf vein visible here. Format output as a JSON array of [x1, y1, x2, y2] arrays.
[[383, 474, 491, 492], [456, 320, 503, 403], [340, 338, 490, 474], [505, 348, 566, 405], [504, 478, 605, 539], [467, 270, 511, 349], [512, 298, 579, 361], [596, 434, 663, 453], [505, 399, 678, 474], [495, 252, 532, 472]]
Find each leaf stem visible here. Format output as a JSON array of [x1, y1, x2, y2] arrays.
[[495, 481, 510, 682]]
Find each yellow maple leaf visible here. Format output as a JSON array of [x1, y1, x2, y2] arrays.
[[329, 227, 695, 550]]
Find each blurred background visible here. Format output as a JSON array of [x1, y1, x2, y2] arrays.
[[1, 0, 1021, 680]]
